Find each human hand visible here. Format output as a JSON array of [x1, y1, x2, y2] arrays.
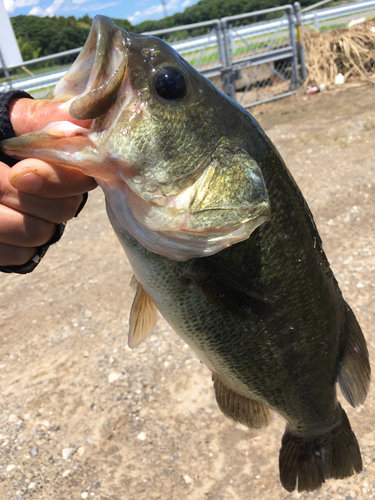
[[0, 97, 97, 267]]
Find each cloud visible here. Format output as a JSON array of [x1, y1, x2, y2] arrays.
[[4, 0, 39, 14], [84, 1, 119, 11], [127, 0, 182, 24], [58, 0, 119, 13], [29, 0, 64, 16]]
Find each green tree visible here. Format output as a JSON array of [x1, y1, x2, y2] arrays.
[[16, 37, 41, 61]]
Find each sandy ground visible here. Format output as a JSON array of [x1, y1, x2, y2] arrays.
[[0, 83, 374, 500]]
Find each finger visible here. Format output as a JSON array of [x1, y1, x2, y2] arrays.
[[1, 161, 88, 223], [14, 192, 84, 224], [0, 203, 56, 248], [9, 159, 97, 197], [9, 98, 93, 136], [0, 242, 36, 267]]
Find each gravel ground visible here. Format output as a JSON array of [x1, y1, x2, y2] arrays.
[[0, 83, 374, 500]]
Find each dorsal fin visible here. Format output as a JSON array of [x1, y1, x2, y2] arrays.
[[128, 276, 158, 349], [337, 304, 370, 407]]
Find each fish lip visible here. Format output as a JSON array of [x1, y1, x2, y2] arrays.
[[50, 15, 129, 121]]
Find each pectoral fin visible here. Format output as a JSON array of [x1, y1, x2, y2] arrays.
[[128, 276, 159, 349], [212, 373, 272, 428], [190, 257, 271, 320]]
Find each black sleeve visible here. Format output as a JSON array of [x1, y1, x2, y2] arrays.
[[0, 90, 33, 166], [0, 90, 70, 274]]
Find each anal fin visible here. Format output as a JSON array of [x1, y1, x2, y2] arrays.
[[212, 373, 272, 428], [128, 275, 158, 349], [338, 304, 371, 407]]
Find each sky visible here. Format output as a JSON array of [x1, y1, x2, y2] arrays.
[[3, 0, 197, 25]]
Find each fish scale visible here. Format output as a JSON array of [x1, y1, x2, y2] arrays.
[[119, 215, 340, 430]]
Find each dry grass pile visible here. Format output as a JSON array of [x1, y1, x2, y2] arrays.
[[303, 17, 375, 87]]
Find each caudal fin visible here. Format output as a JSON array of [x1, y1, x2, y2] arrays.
[[279, 406, 362, 492]]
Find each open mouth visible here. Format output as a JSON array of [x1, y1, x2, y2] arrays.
[[1, 15, 271, 262]]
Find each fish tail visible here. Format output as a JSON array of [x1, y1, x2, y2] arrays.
[[279, 406, 362, 492]]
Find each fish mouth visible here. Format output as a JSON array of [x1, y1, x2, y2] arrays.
[[49, 15, 129, 121], [1, 14, 272, 261]]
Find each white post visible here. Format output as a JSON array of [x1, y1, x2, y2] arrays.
[[0, 0, 23, 71], [314, 12, 319, 31]]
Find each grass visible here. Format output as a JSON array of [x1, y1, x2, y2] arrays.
[[318, 22, 348, 32], [184, 34, 290, 67]]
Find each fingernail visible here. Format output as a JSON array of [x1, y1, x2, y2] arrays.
[[11, 172, 43, 194]]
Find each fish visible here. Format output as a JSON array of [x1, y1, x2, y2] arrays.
[[1, 15, 370, 493]]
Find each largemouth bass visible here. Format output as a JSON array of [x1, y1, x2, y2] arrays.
[[1, 15, 370, 493]]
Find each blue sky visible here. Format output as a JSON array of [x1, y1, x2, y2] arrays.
[[3, 0, 197, 24]]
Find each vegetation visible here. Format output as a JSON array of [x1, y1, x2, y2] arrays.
[[132, 0, 291, 33], [11, 15, 91, 62]]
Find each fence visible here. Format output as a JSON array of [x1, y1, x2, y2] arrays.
[[1, 0, 375, 106], [221, 5, 300, 106], [144, 19, 225, 82], [144, 4, 303, 107]]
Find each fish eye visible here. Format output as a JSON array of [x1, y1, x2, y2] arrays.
[[154, 67, 187, 100]]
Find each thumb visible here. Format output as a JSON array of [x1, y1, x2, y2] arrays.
[[9, 98, 92, 136]]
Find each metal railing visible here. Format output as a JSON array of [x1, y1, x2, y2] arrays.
[[1, 0, 374, 105], [302, 0, 375, 29]]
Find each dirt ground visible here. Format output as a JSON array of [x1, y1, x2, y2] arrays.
[[0, 83, 374, 500]]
